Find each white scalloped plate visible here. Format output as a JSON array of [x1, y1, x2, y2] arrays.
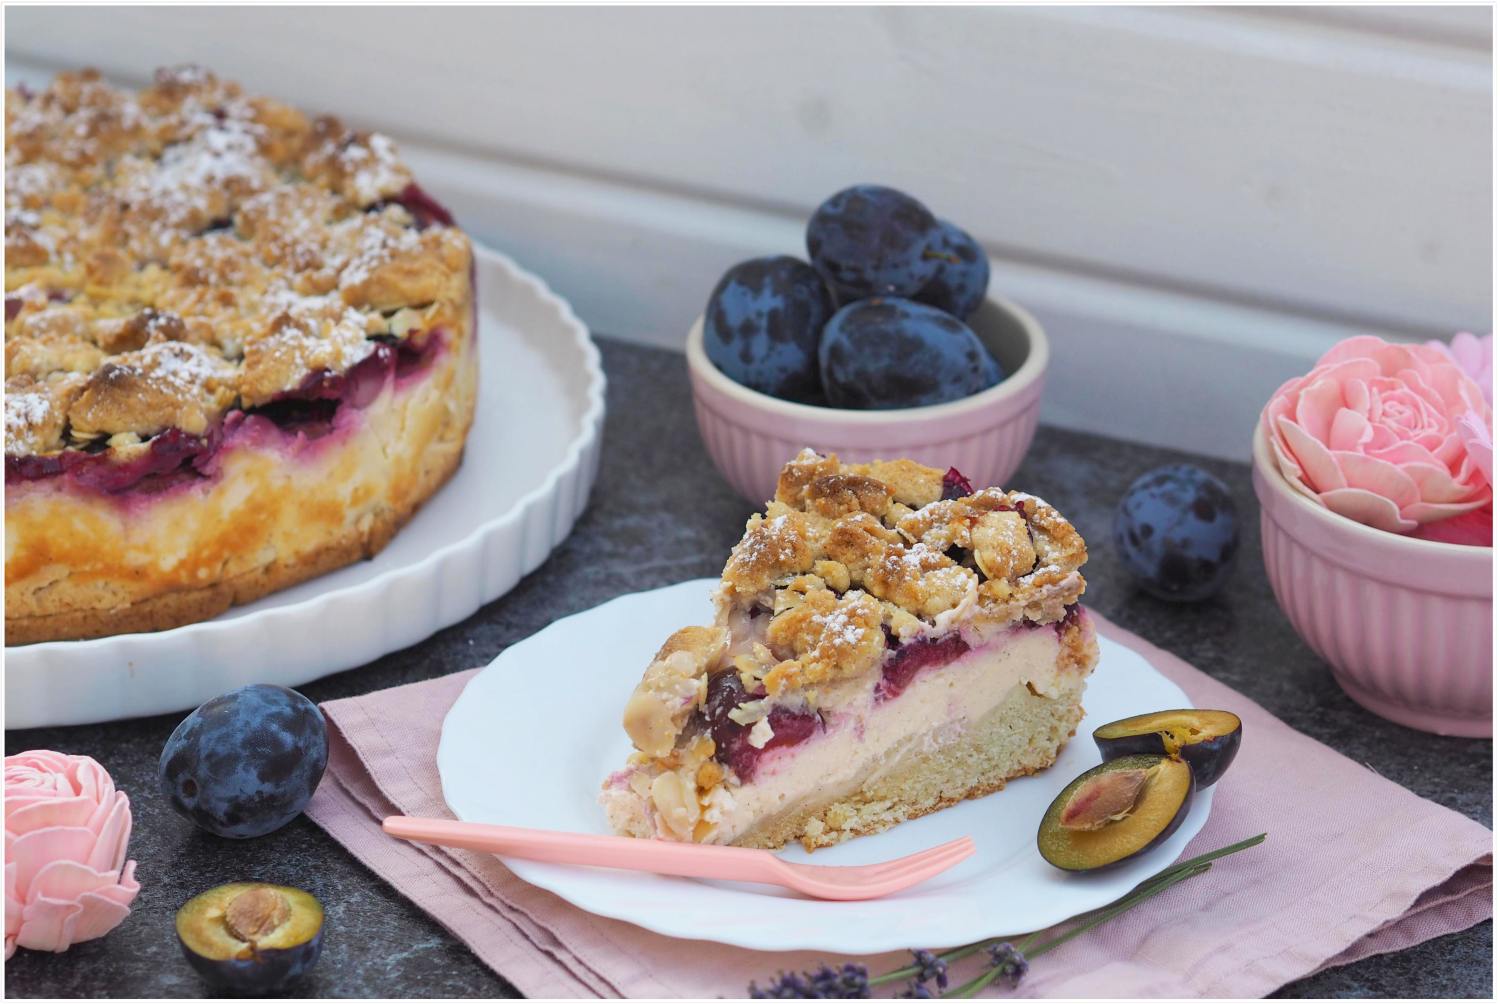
[[5, 245, 605, 728], [439, 579, 1212, 954]]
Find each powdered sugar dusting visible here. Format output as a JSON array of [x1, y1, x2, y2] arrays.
[[139, 341, 229, 391], [811, 601, 869, 648], [4, 162, 59, 206], [137, 120, 266, 228], [262, 288, 377, 373], [733, 514, 804, 569], [5, 392, 51, 453], [340, 133, 409, 205], [891, 541, 939, 572], [339, 222, 421, 290]]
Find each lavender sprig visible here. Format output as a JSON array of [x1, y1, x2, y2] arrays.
[[750, 963, 871, 998], [748, 833, 1266, 999]]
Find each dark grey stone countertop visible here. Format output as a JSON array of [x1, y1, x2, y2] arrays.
[[6, 337, 1491, 999]]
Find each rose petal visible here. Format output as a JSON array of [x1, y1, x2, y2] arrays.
[[1398, 460, 1481, 505], [6, 796, 97, 835], [62, 889, 134, 945], [1318, 335, 1391, 367], [85, 797, 131, 874], [1269, 437, 1323, 503], [1341, 377, 1371, 415], [1330, 451, 1420, 507], [1319, 488, 1417, 532], [8, 828, 97, 898], [27, 860, 125, 902], [1327, 408, 1372, 452], [5, 862, 20, 943], [1364, 439, 1439, 466], [1403, 496, 1491, 524], [1459, 413, 1493, 488], [14, 897, 82, 954], [1278, 417, 1347, 493], [1294, 377, 1346, 443]]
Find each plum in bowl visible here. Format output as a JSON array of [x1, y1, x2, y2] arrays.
[[687, 292, 1047, 505]]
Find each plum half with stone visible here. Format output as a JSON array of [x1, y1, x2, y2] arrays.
[[1038, 754, 1193, 872], [1094, 708, 1242, 788], [176, 882, 324, 992]]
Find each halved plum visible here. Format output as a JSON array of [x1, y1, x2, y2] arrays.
[[1093, 708, 1241, 788], [176, 882, 324, 992], [1038, 754, 1193, 872]]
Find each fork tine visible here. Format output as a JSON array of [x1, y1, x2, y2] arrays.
[[789, 836, 974, 883], [782, 837, 974, 899], [866, 841, 975, 885], [849, 837, 976, 878], [863, 843, 974, 884]]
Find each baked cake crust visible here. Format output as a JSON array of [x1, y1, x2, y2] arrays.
[[5, 68, 476, 643], [603, 450, 1099, 850]]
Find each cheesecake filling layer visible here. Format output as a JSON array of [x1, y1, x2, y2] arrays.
[[601, 617, 1084, 845]]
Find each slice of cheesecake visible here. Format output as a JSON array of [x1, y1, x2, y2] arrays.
[[600, 450, 1098, 851]]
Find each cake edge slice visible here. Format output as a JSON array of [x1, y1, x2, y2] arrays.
[[599, 448, 1098, 850]]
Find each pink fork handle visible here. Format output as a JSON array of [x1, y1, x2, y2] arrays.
[[382, 816, 781, 883]]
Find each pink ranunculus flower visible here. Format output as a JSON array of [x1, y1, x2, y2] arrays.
[[1262, 335, 1492, 534], [5, 751, 141, 960], [1427, 332, 1492, 405]]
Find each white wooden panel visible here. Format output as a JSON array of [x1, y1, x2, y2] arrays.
[[1238, 5, 1491, 49], [6, 4, 1491, 335]]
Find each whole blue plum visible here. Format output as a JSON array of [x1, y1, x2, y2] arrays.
[[818, 298, 1004, 409], [160, 684, 329, 839], [1114, 465, 1240, 602], [704, 256, 835, 403], [915, 219, 990, 318], [805, 185, 941, 300]]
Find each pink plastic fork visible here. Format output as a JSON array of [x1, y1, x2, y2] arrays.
[[382, 816, 974, 901]]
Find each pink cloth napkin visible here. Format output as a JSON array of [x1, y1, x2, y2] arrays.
[[305, 612, 1492, 998]]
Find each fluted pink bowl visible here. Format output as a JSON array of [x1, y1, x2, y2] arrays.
[[687, 295, 1048, 505], [1252, 425, 1492, 736]]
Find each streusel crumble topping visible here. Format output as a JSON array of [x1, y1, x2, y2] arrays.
[[4, 66, 471, 461]]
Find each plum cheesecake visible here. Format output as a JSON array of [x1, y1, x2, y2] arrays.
[[601, 450, 1099, 850], [4, 67, 476, 644]]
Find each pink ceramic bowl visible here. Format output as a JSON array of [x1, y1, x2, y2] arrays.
[[1252, 425, 1493, 737], [687, 295, 1049, 505]]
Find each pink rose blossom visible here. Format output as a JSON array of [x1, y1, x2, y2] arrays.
[[5, 751, 140, 959], [1427, 332, 1492, 405], [1262, 335, 1492, 534]]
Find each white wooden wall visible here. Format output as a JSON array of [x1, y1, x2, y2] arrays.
[[5, 6, 1491, 459]]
